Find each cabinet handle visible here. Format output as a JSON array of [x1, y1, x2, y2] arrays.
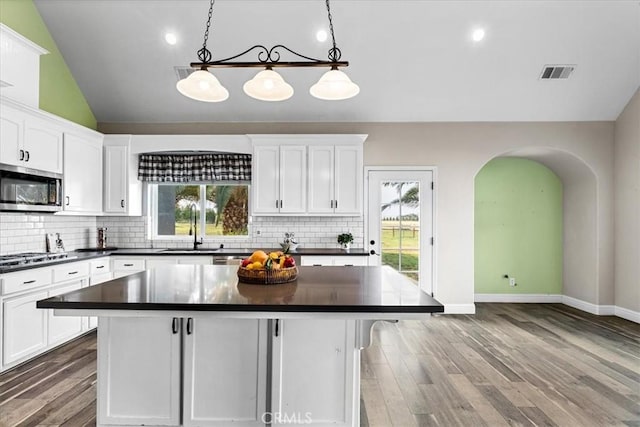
[[65, 196, 70, 206], [275, 319, 279, 337], [187, 318, 193, 335], [280, 200, 283, 209], [19, 149, 24, 161], [335, 200, 338, 209], [23, 280, 36, 284], [24, 151, 30, 162], [330, 200, 333, 208], [96, 265, 105, 269], [276, 200, 279, 209], [121, 199, 125, 208], [172, 318, 179, 334], [123, 263, 134, 267], [313, 264, 322, 266], [67, 271, 78, 275]]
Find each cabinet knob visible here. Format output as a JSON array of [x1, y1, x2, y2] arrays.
[[370, 240, 375, 245]]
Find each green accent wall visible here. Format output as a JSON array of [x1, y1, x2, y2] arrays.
[[475, 158, 563, 294], [0, 0, 96, 129]]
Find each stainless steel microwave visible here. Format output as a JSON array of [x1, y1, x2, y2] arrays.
[[0, 163, 62, 212]]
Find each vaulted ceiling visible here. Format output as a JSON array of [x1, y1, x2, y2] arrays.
[[34, 0, 640, 123]]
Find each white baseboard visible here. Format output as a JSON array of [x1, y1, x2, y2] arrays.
[[475, 293, 638, 323], [444, 304, 476, 314], [561, 296, 615, 315], [475, 294, 562, 303], [614, 306, 640, 323]]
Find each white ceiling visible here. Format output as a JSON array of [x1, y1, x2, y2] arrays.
[[34, 0, 640, 123]]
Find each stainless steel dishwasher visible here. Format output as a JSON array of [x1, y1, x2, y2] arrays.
[[212, 255, 245, 266]]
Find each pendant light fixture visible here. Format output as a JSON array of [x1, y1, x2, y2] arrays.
[[176, 0, 358, 102]]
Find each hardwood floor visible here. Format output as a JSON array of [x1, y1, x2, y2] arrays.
[[1, 304, 638, 427]]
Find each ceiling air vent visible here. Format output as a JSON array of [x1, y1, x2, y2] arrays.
[[174, 66, 194, 81], [540, 65, 575, 80]]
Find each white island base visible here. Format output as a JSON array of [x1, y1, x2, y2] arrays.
[[97, 316, 376, 427]]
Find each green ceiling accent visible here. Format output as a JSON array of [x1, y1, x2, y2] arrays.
[[0, 0, 97, 129], [475, 158, 563, 295]]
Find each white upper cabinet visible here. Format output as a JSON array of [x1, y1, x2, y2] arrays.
[[250, 135, 366, 217], [333, 145, 362, 215], [0, 101, 63, 174], [63, 131, 103, 213], [103, 135, 142, 216], [252, 144, 306, 215], [23, 117, 64, 174]]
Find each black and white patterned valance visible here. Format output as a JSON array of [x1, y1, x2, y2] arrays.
[[138, 153, 251, 182]]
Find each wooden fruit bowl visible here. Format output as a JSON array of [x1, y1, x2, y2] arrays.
[[237, 266, 298, 285]]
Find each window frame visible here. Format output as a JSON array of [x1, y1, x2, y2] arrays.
[[147, 182, 251, 241]]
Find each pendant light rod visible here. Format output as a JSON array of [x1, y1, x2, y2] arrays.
[[190, 0, 349, 70]]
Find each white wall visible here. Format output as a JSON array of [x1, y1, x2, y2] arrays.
[[100, 121, 615, 313], [614, 89, 640, 313]]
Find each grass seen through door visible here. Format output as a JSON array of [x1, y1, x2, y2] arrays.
[[381, 220, 419, 282]]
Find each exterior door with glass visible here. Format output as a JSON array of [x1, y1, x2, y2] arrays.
[[366, 169, 434, 295]]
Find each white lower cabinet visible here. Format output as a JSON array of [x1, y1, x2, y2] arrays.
[[183, 318, 268, 426], [2, 290, 48, 366], [98, 317, 181, 426], [272, 319, 357, 427], [300, 256, 369, 267], [97, 317, 359, 427], [47, 281, 84, 346]]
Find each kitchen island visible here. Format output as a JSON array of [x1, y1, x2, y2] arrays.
[[37, 265, 443, 427]]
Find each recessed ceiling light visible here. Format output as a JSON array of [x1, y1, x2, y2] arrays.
[[472, 28, 485, 42], [165, 33, 177, 45], [316, 30, 328, 42]]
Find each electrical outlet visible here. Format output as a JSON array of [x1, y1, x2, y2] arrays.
[[509, 277, 516, 287]]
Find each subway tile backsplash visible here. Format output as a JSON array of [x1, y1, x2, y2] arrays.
[[0, 213, 363, 255]]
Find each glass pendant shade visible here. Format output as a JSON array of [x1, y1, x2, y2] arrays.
[[176, 69, 229, 102], [310, 69, 360, 100], [243, 69, 294, 101]]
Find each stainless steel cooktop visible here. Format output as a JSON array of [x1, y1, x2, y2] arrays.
[[0, 252, 77, 267]]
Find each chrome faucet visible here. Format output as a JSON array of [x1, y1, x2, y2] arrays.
[[189, 202, 203, 250]]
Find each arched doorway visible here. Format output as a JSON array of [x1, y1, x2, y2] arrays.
[[474, 147, 604, 310]]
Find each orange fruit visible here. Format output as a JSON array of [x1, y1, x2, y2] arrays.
[[249, 250, 268, 264]]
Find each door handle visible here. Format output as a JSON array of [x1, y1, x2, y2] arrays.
[[274, 319, 279, 337], [172, 318, 179, 334], [335, 200, 338, 209], [19, 149, 24, 161], [186, 317, 193, 335], [24, 151, 30, 162]]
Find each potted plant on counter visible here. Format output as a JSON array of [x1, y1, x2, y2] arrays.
[[337, 232, 354, 250]]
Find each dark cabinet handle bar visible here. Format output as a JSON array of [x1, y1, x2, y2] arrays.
[[65, 196, 70, 206], [121, 200, 125, 208], [275, 319, 279, 337], [25, 151, 30, 162], [23, 280, 36, 284], [19, 150, 24, 161], [186, 318, 193, 335], [172, 318, 179, 334], [68, 271, 78, 275], [335, 200, 338, 209], [96, 265, 105, 269], [123, 263, 134, 267]]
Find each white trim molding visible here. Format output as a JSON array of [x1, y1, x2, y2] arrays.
[[614, 306, 640, 323], [474, 294, 639, 323], [475, 294, 562, 303]]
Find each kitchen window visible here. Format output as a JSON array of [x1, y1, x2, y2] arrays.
[[149, 183, 249, 239]]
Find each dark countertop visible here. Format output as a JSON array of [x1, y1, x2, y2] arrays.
[[0, 247, 369, 274], [37, 265, 443, 315]]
